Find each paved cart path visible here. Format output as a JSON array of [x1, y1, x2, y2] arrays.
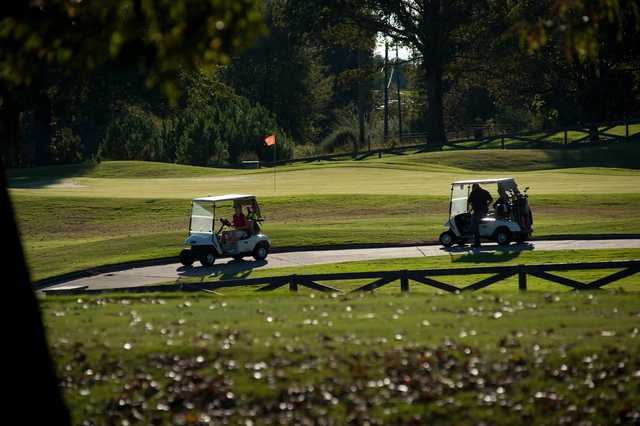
[[43, 239, 640, 292]]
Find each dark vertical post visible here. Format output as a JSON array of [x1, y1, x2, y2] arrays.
[[395, 45, 403, 139], [289, 275, 298, 292], [501, 137, 505, 149], [400, 270, 409, 293], [625, 117, 629, 138], [383, 42, 389, 144], [518, 265, 527, 291], [564, 130, 568, 145], [356, 50, 365, 157]]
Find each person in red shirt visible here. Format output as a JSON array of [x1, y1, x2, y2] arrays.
[[231, 205, 249, 240]]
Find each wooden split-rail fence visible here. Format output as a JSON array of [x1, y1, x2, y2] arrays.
[[44, 260, 640, 295]]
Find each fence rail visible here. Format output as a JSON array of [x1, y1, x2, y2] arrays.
[[44, 260, 640, 295]]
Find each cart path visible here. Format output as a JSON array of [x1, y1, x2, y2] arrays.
[[43, 239, 640, 292]]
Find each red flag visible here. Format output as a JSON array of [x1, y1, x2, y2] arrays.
[[264, 134, 276, 146]]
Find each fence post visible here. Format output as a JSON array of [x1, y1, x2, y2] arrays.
[[400, 270, 409, 293], [289, 275, 298, 292], [626, 118, 629, 138], [518, 265, 527, 291]]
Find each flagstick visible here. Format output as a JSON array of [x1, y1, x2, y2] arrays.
[[273, 143, 277, 192]]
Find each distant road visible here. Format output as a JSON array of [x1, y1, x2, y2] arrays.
[[43, 239, 640, 292]]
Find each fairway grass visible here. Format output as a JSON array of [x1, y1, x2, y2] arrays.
[[9, 148, 640, 280], [43, 290, 640, 425], [16, 194, 640, 281]]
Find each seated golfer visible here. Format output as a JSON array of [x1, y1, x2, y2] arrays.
[[493, 186, 510, 218], [468, 183, 493, 247], [231, 205, 250, 240]]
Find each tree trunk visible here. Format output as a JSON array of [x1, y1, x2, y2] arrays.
[[424, 61, 448, 146], [0, 163, 70, 424], [421, 0, 448, 147], [32, 90, 53, 166], [0, 93, 21, 168]]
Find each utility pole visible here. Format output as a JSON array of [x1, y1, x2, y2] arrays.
[[395, 45, 403, 138], [356, 49, 365, 156], [383, 42, 389, 144]]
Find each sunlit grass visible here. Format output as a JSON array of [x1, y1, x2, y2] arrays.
[[16, 194, 640, 280]]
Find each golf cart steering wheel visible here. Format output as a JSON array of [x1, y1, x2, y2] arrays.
[[220, 218, 231, 227]]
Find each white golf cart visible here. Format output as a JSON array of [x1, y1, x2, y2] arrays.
[[439, 178, 533, 247], [179, 194, 271, 267]]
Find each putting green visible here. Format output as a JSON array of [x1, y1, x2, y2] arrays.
[[10, 165, 640, 199]]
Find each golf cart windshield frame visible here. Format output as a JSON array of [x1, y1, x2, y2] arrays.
[[448, 178, 518, 219], [189, 195, 260, 235]]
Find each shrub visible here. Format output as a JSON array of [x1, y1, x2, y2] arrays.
[[49, 127, 83, 164], [320, 126, 358, 153], [294, 143, 320, 158], [99, 109, 158, 160]]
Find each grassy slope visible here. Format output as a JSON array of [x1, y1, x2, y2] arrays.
[[8, 140, 640, 181], [9, 145, 640, 280], [43, 289, 640, 425], [8, 160, 240, 180]]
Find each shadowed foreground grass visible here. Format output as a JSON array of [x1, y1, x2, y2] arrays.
[[43, 291, 640, 425]]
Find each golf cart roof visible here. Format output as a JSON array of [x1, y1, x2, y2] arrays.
[[452, 178, 515, 186], [192, 194, 256, 203]]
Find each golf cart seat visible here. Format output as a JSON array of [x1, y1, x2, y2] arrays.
[[454, 213, 472, 234]]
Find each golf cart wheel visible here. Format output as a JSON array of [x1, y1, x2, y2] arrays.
[[179, 249, 194, 266], [253, 243, 269, 261], [495, 228, 512, 246], [199, 251, 216, 267], [439, 231, 456, 248]]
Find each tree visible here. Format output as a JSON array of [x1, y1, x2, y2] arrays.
[[0, 2, 265, 423], [300, 0, 494, 146], [0, 0, 266, 166], [222, 1, 334, 144], [266, 1, 376, 152], [517, 0, 640, 60], [515, 0, 640, 138]]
